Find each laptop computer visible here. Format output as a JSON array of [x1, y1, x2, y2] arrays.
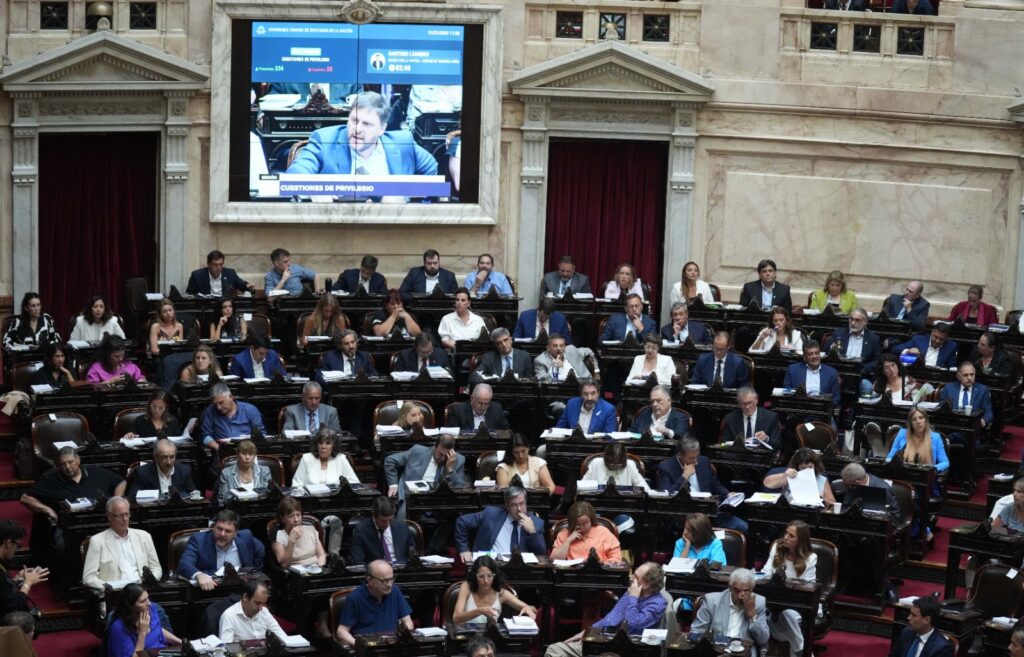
[[845, 484, 888, 515]]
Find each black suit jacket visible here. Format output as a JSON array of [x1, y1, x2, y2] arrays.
[[720, 409, 782, 448], [126, 462, 196, 498], [888, 627, 953, 657], [445, 401, 509, 431], [823, 328, 882, 377], [349, 517, 415, 564], [185, 267, 251, 296], [394, 346, 450, 372], [470, 349, 533, 384], [333, 269, 388, 294], [739, 281, 792, 311], [399, 267, 458, 295]]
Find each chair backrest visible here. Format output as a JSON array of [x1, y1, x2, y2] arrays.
[[32, 412, 90, 465], [443, 402, 459, 428], [941, 631, 960, 657], [372, 399, 435, 429], [12, 361, 43, 394], [810, 538, 839, 589], [708, 284, 722, 302], [442, 581, 461, 629], [80, 537, 91, 564], [1006, 309, 1022, 326], [248, 313, 272, 338], [405, 519, 425, 555], [547, 516, 619, 547], [295, 313, 312, 342], [659, 589, 678, 641], [965, 563, 1024, 618], [735, 352, 756, 382], [114, 407, 148, 439], [200, 594, 241, 637], [579, 452, 646, 478], [716, 528, 746, 568], [125, 460, 145, 488], [220, 454, 286, 486], [889, 480, 915, 527], [329, 587, 358, 635], [476, 451, 499, 481], [796, 421, 836, 451], [167, 528, 204, 575]]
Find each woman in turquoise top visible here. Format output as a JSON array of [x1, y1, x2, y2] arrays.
[[808, 270, 858, 315], [993, 478, 1024, 533], [672, 513, 725, 612]]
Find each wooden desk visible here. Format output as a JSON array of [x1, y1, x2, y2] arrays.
[[581, 626, 661, 657], [350, 631, 447, 657], [944, 522, 1024, 598]]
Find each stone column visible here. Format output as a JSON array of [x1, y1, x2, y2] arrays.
[[1017, 196, 1024, 310], [517, 96, 549, 307], [661, 104, 698, 318], [10, 93, 40, 299], [161, 91, 192, 291]]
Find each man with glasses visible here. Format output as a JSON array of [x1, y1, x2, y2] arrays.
[[82, 496, 161, 595], [126, 438, 196, 500], [823, 306, 882, 383], [455, 486, 546, 563], [690, 332, 750, 388], [444, 383, 509, 431], [335, 559, 414, 646], [720, 387, 782, 448], [690, 568, 769, 651]]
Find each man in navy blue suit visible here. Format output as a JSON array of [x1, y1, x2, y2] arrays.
[[939, 362, 993, 446], [656, 436, 747, 533], [738, 259, 792, 312], [784, 340, 841, 404], [186, 250, 255, 296], [317, 330, 378, 381], [228, 333, 286, 379], [555, 380, 618, 433], [629, 385, 689, 438], [333, 255, 388, 295], [887, 596, 953, 657], [393, 333, 449, 373], [285, 91, 437, 177], [892, 324, 958, 370], [399, 249, 458, 296], [690, 332, 751, 388], [176, 509, 264, 590], [513, 299, 571, 343], [455, 486, 546, 562], [720, 387, 782, 448], [660, 302, 711, 345], [883, 280, 930, 329], [600, 294, 657, 342], [822, 307, 882, 380]]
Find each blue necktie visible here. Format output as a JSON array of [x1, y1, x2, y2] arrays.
[[746, 416, 753, 438], [906, 637, 920, 657], [511, 522, 521, 551], [559, 281, 567, 295], [505, 356, 512, 373], [961, 387, 970, 408]]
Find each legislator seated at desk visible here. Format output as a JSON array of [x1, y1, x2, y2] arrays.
[[272, 497, 329, 569], [890, 0, 936, 15], [86, 335, 146, 384], [300, 293, 349, 346], [550, 501, 622, 563], [176, 509, 265, 590], [124, 391, 181, 439], [972, 331, 1014, 378], [400, 249, 459, 296], [937, 361, 993, 430], [439, 288, 488, 349], [0, 521, 48, 619], [70, 294, 125, 342], [603, 263, 646, 301], [670, 261, 716, 305], [673, 512, 726, 562], [369, 290, 422, 338], [291, 428, 358, 487], [514, 299, 571, 343], [495, 434, 557, 494], [147, 299, 184, 359], [808, 270, 859, 315], [822, 307, 882, 380], [690, 569, 769, 652], [839, 463, 901, 525], [535, 334, 593, 383], [465, 253, 514, 297], [453, 555, 537, 627], [264, 247, 321, 297], [541, 256, 592, 297], [317, 330, 378, 383], [180, 345, 222, 383], [783, 341, 841, 404], [748, 306, 803, 354], [690, 332, 750, 388], [657, 437, 748, 533], [629, 385, 689, 439], [824, 0, 866, 8], [991, 478, 1024, 532], [883, 280, 930, 330], [600, 294, 657, 342], [555, 380, 617, 433], [335, 560, 415, 647], [887, 596, 953, 657], [282, 382, 342, 434], [394, 333, 450, 372], [30, 342, 75, 390], [219, 579, 287, 643], [892, 324, 958, 370], [720, 387, 782, 448], [3, 292, 60, 350], [455, 485, 546, 562], [583, 442, 651, 493], [125, 438, 196, 499], [445, 383, 509, 431], [384, 436, 468, 518], [760, 521, 817, 657], [763, 448, 836, 506], [739, 259, 792, 312], [334, 255, 388, 295], [947, 285, 999, 327], [215, 440, 273, 504], [886, 409, 948, 519], [200, 383, 266, 451], [660, 302, 711, 345], [350, 496, 415, 565], [229, 333, 286, 379], [186, 250, 255, 296], [627, 334, 678, 386], [210, 298, 248, 342], [105, 584, 181, 657], [470, 328, 532, 386], [544, 561, 666, 657], [82, 496, 162, 594]]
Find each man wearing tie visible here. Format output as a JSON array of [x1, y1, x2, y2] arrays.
[[349, 496, 415, 565], [720, 387, 782, 448], [629, 385, 689, 438], [938, 361, 993, 443], [784, 340, 841, 404], [655, 437, 748, 533], [470, 328, 533, 385], [883, 280, 930, 329], [888, 596, 953, 657], [690, 332, 751, 388], [317, 330, 378, 381], [455, 486, 546, 562], [540, 255, 592, 297], [445, 383, 509, 431], [384, 436, 468, 519], [393, 333, 449, 372], [600, 294, 657, 342], [660, 302, 711, 345], [739, 259, 792, 311], [281, 382, 341, 433]]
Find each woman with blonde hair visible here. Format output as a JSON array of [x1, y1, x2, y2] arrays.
[[808, 270, 858, 314], [179, 344, 223, 382], [300, 293, 349, 346]]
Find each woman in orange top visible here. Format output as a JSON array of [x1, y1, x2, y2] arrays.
[[550, 501, 622, 563]]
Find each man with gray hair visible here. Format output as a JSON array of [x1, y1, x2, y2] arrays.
[[629, 384, 689, 438], [82, 496, 161, 594], [445, 382, 509, 431], [281, 381, 341, 434], [318, 329, 378, 380], [720, 386, 782, 448], [200, 382, 265, 451], [691, 568, 769, 650], [286, 90, 438, 177], [840, 462, 901, 524], [470, 327, 533, 385], [656, 435, 748, 533], [545, 561, 667, 657], [455, 485, 546, 562], [126, 438, 196, 499]]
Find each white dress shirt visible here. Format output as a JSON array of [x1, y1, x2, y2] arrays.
[[218, 600, 286, 642], [805, 366, 822, 396], [924, 345, 940, 367], [423, 457, 439, 483], [210, 274, 223, 297], [424, 274, 440, 294], [157, 467, 174, 494], [727, 600, 747, 638], [909, 629, 935, 657], [112, 532, 140, 582], [492, 515, 515, 554], [577, 406, 594, 432], [845, 333, 864, 359], [438, 312, 486, 343]]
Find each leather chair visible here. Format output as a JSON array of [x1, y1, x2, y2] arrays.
[[546, 516, 619, 548], [442, 581, 462, 631], [810, 538, 839, 641], [12, 361, 43, 394], [716, 528, 746, 568], [475, 451, 499, 481], [708, 284, 722, 302], [220, 454, 286, 486], [579, 452, 646, 478], [372, 399, 435, 428], [32, 412, 90, 468], [940, 563, 1024, 634], [248, 313, 273, 339], [889, 480, 916, 565], [941, 632, 960, 657], [329, 586, 358, 636], [200, 594, 241, 637], [1005, 310, 1022, 327], [405, 519, 425, 555], [123, 277, 151, 344], [114, 407, 148, 439], [796, 421, 837, 451], [167, 528, 204, 576], [125, 461, 145, 488]]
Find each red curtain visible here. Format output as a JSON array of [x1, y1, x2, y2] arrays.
[[544, 138, 668, 308], [38, 133, 158, 333]]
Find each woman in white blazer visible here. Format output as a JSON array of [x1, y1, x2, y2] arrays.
[[291, 429, 359, 487], [627, 334, 677, 386]]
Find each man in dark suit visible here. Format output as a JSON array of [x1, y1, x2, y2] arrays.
[[317, 330, 378, 380], [384, 436, 468, 518], [720, 387, 782, 448], [470, 328, 532, 385], [883, 280, 930, 329], [280, 381, 342, 433], [455, 486, 546, 562], [939, 362, 993, 446], [176, 510, 264, 590], [555, 380, 617, 433], [600, 294, 657, 342], [892, 324, 958, 370], [888, 596, 953, 657], [656, 436, 748, 532], [399, 249, 458, 296], [333, 255, 388, 295], [690, 332, 751, 388], [822, 307, 882, 378], [513, 299, 571, 343], [660, 302, 711, 345], [824, 0, 866, 9], [228, 333, 286, 379], [540, 255, 592, 297], [739, 259, 792, 311], [445, 383, 508, 431], [186, 250, 255, 297], [784, 340, 841, 404], [840, 463, 902, 525], [629, 385, 689, 438], [126, 438, 195, 499], [349, 496, 414, 565], [393, 333, 449, 372]]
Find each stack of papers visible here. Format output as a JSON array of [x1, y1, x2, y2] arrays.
[[67, 340, 91, 349], [609, 431, 638, 440], [229, 488, 258, 500], [267, 289, 289, 298], [503, 616, 539, 635], [748, 492, 781, 504], [319, 370, 351, 382], [30, 384, 55, 394], [135, 489, 160, 503], [120, 436, 158, 448], [664, 557, 697, 574], [305, 336, 330, 342], [641, 629, 668, 645], [474, 480, 496, 488], [542, 428, 573, 439], [145, 293, 164, 301], [552, 558, 585, 568], [414, 627, 447, 638], [66, 497, 93, 511], [787, 468, 824, 507], [376, 425, 406, 436], [283, 429, 311, 439], [723, 492, 746, 507], [419, 554, 455, 565], [427, 366, 452, 379], [406, 480, 430, 492], [189, 636, 224, 653], [280, 635, 311, 648], [647, 489, 671, 498], [53, 440, 79, 451], [303, 484, 331, 496], [391, 371, 419, 381], [685, 384, 709, 391], [991, 616, 1017, 628], [243, 377, 270, 384], [576, 480, 598, 492], [8, 344, 30, 351]]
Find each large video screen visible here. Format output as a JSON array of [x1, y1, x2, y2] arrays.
[[231, 20, 480, 204]]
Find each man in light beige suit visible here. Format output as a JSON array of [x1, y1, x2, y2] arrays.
[[81, 496, 161, 593]]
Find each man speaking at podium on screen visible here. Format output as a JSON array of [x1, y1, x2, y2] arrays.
[[286, 90, 438, 178]]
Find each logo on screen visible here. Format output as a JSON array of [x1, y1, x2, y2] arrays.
[[369, 52, 386, 70], [255, 25, 266, 35]]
